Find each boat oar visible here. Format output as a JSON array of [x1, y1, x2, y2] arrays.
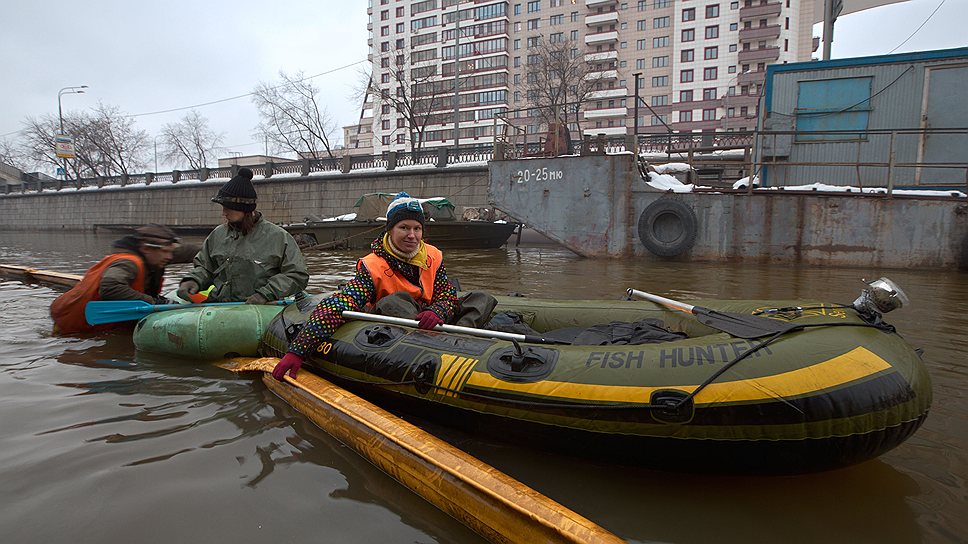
[[85, 300, 246, 325], [342, 311, 569, 345], [626, 288, 800, 339]]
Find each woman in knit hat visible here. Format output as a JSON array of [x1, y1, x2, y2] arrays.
[[177, 167, 309, 304], [271, 191, 465, 381]]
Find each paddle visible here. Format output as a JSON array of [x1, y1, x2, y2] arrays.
[[342, 310, 569, 345], [85, 300, 246, 325], [626, 288, 799, 339]]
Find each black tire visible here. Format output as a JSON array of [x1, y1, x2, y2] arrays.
[[637, 200, 698, 257]]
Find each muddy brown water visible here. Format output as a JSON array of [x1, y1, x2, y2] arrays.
[[0, 231, 964, 544]]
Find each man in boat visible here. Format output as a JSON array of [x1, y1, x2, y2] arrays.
[[176, 167, 309, 304], [50, 224, 197, 334], [272, 192, 493, 381]]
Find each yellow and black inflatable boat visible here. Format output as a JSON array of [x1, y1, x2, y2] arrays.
[[261, 294, 931, 474]]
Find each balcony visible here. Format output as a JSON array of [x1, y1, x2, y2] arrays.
[[737, 70, 766, 85], [584, 107, 627, 119], [737, 46, 780, 63], [585, 50, 618, 62], [585, 0, 618, 7], [585, 31, 619, 45], [585, 69, 619, 80], [585, 126, 627, 136], [587, 88, 627, 99], [676, 98, 722, 111], [722, 93, 761, 108], [586, 12, 619, 26], [738, 24, 781, 41], [739, 2, 782, 20]]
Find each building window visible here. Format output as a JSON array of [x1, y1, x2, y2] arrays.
[[730, 1, 739, 8], [702, 108, 717, 120], [382, 136, 390, 145], [380, 26, 389, 36], [514, 3, 521, 15], [527, 0, 540, 12], [681, 49, 694, 62], [652, 75, 669, 87], [381, 57, 390, 68], [653, 0, 670, 7], [551, 14, 563, 25], [705, 25, 719, 39], [397, 134, 406, 144], [638, 1, 647, 11], [679, 90, 693, 102], [636, 39, 647, 50], [652, 55, 669, 67], [651, 95, 668, 106], [571, 11, 579, 22], [653, 16, 670, 28], [636, 58, 646, 69], [681, 69, 694, 83], [682, 8, 695, 21], [730, 22, 738, 31], [729, 44, 737, 52], [703, 88, 717, 100], [653, 36, 669, 47], [704, 46, 718, 59], [679, 110, 693, 122], [706, 4, 720, 18], [703, 66, 718, 80], [571, 30, 578, 40], [682, 28, 695, 42], [637, 19, 647, 30], [796, 77, 873, 141], [381, 73, 390, 83], [527, 18, 540, 30]]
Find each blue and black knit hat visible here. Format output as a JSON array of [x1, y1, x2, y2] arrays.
[[385, 192, 425, 230]]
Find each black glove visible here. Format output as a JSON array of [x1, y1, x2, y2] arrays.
[[245, 292, 268, 305], [177, 280, 199, 301], [153, 296, 173, 305]]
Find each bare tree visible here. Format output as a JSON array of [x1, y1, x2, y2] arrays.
[[362, 47, 452, 153], [521, 37, 609, 145], [20, 103, 148, 182], [159, 110, 225, 170], [252, 71, 338, 159], [0, 137, 28, 171]]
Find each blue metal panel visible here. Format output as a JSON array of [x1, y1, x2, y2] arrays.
[[796, 77, 872, 140]]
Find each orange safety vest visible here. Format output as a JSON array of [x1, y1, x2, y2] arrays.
[[50, 253, 150, 334], [359, 244, 443, 306]]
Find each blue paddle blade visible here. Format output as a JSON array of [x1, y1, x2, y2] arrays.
[[84, 300, 246, 325]]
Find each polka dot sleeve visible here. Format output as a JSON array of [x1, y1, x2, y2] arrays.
[[287, 263, 375, 358]]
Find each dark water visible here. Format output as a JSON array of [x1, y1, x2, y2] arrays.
[[1, 231, 965, 544]]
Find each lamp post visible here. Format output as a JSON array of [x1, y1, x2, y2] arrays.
[[57, 85, 88, 180], [632, 73, 641, 154]]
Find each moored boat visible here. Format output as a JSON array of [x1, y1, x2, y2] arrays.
[[260, 292, 931, 473]]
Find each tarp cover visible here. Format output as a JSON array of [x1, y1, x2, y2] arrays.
[[353, 193, 456, 222]]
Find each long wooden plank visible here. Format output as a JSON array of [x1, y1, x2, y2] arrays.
[[222, 357, 624, 544], [0, 264, 82, 288]]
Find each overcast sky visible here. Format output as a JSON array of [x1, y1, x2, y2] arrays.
[[1, 0, 964, 170]]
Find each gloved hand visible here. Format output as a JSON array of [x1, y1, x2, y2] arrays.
[[177, 280, 199, 301], [245, 292, 268, 305], [272, 352, 304, 381], [153, 296, 174, 305], [416, 310, 443, 330]]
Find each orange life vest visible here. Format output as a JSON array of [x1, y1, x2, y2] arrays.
[[359, 244, 442, 306], [50, 253, 149, 334]]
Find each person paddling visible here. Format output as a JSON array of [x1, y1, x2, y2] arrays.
[[177, 167, 308, 304], [50, 224, 196, 334], [272, 192, 495, 381]]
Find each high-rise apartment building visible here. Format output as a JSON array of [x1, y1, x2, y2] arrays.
[[366, 0, 817, 154]]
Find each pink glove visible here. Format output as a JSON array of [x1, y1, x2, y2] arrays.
[[416, 310, 444, 330], [272, 352, 304, 381]]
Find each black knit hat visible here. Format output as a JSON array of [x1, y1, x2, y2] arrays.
[[385, 192, 425, 231], [212, 167, 257, 212]]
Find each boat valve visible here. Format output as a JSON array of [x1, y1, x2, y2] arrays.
[[852, 277, 910, 316]]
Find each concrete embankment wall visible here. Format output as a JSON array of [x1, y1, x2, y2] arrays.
[[0, 166, 489, 231], [489, 154, 968, 269]]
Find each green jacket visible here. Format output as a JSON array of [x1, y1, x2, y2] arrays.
[[183, 217, 308, 302]]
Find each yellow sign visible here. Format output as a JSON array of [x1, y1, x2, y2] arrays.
[[54, 135, 75, 159]]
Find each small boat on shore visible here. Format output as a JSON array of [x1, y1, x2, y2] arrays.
[[282, 193, 520, 250], [254, 289, 930, 474]]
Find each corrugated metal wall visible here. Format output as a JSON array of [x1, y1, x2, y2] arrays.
[[760, 51, 968, 187]]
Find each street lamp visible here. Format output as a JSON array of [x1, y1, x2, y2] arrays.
[[57, 85, 88, 180]]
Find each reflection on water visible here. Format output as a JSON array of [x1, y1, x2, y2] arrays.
[[0, 230, 966, 543]]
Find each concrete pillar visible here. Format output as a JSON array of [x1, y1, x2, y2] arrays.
[[56, 178, 63, 191], [199, 168, 209, 182], [230, 164, 239, 178], [624, 134, 636, 155], [387, 151, 398, 171], [341, 155, 352, 174], [146, 172, 154, 186], [96, 176, 105, 188], [493, 142, 506, 161], [436, 147, 449, 168], [265, 162, 274, 178], [121, 173, 129, 187], [301, 159, 310, 177], [581, 135, 593, 156], [172, 170, 181, 183]]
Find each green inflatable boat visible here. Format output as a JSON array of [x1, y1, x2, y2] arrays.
[[259, 292, 930, 473], [133, 304, 285, 360]]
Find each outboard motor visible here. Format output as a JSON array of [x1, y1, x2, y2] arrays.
[[852, 277, 909, 317]]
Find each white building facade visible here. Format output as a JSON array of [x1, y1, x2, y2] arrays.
[[365, 0, 893, 153]]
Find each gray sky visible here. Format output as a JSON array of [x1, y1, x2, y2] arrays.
[[1, 0, 964, 169]]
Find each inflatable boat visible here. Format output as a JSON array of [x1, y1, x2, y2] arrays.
[[259, 291, 931, 473]]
